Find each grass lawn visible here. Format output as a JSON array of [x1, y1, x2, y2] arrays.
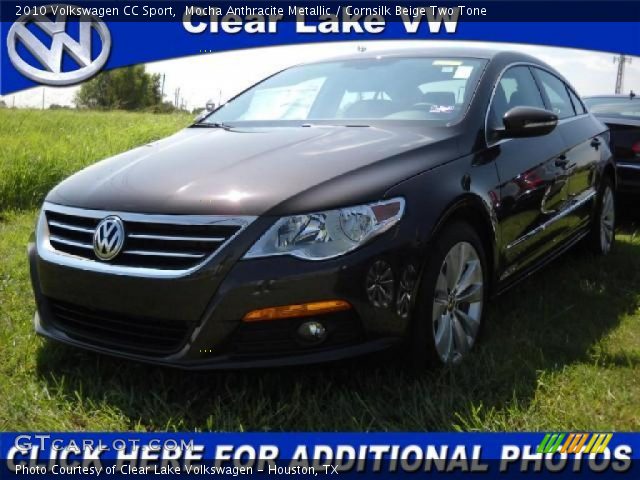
[[0, 109, 191, 210], [0, 109, 639, 431]]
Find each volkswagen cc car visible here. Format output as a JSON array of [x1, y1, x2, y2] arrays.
[[29, 48, 616, 369]]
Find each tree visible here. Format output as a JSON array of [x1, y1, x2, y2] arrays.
[[74, 65, 163, 110]]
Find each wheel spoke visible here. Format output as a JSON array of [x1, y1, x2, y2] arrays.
[[434, 291, 449, 305], [444, 245, 462, 289], [456, 283, 483, 304], [455, 242, 468, 285], [432, 298, 447, 320], [434, 314, 453, 361], [445, 242, 472, 291], [456, 259, 480, 291], [451, 315, 470, 355], [604, 225, 613, 241], [454, 308, 480, 337]]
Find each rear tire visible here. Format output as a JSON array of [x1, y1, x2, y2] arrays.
[[588, 176, 616, 255], [409, 222, 489, 368]]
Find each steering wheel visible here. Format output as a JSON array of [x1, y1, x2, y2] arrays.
[[411, 102, 437, 111]]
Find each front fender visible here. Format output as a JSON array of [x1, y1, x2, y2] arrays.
[[384, 153, 501, 287]]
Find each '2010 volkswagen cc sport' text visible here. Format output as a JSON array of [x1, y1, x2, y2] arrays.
[[29, 49, 616, 368]]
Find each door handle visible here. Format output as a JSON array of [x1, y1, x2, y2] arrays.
[[555, 155, 569, 168], [591, 138, 601, 148]]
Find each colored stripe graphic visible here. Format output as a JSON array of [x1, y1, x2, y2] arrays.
[[538, 433, 613, 455]]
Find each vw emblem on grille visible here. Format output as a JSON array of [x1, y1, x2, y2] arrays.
[[93, 216, 125, 261], [7, 4, 111, 86]]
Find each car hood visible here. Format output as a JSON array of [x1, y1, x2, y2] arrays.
[[47, 124, 459, 216]]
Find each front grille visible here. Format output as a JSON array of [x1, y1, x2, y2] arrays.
[[227, 312, 363, 356], [43, 204, 252, 272], [48, 298, 191, 356]]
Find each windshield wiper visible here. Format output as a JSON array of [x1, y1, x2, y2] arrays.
[[301, 123, 370, 128], [192, 121, 233, 129]]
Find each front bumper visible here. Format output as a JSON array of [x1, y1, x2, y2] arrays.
[[28, 226, 416, 369]]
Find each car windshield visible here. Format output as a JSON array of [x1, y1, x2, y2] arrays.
[[200, 57, 487, 127], [585, 97, 640, 119], [587, 98, 640, 119]]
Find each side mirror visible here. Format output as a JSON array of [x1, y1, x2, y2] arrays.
[[497, 106, 558, 139]]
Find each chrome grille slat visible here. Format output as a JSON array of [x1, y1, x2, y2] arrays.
[[40, 202, 256, 277], [123, 250, 205, 259], [127, 233, 225, 242], [49, 236, 93, 250], [48, 220, 95, 234]]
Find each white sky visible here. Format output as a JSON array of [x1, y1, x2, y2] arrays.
[[2, 40, 639, 110]]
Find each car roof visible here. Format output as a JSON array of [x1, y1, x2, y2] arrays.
[[302, 47, 540, 65]]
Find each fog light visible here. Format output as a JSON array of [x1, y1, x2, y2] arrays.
[[297, 321, 327, 344]]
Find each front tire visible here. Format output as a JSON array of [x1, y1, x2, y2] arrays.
[[410, 222, 488, 367]]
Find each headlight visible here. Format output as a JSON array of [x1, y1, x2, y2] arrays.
[[244, 198, 405, 261], [34, 208, 46, 245]]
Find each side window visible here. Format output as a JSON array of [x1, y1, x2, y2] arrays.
[[535, 69, 575, 119], [567, 87, 587, 115], [488, 66, 545, 132]]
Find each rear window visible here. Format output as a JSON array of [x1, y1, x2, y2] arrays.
[[589, 100, 640, 119], [567, 89, 587, 115]]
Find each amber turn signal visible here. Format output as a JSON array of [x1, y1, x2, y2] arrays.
[[242, 300, 351, 322]]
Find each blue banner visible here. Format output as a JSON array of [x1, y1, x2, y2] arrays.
[[1, 432, 639, 478], [1, 0, 640, 94]]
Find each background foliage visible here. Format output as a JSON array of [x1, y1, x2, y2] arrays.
[[74, 66, 169, 111]]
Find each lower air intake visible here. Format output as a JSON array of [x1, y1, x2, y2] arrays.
[[47, 298, 191, 356]]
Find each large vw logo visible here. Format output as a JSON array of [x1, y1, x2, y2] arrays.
[[93, 216, 125, 261], [7, 4, 111, 86]]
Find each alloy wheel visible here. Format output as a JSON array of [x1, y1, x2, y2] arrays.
[[600, 186, 615, 254], [431, 241, 484, 364]]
